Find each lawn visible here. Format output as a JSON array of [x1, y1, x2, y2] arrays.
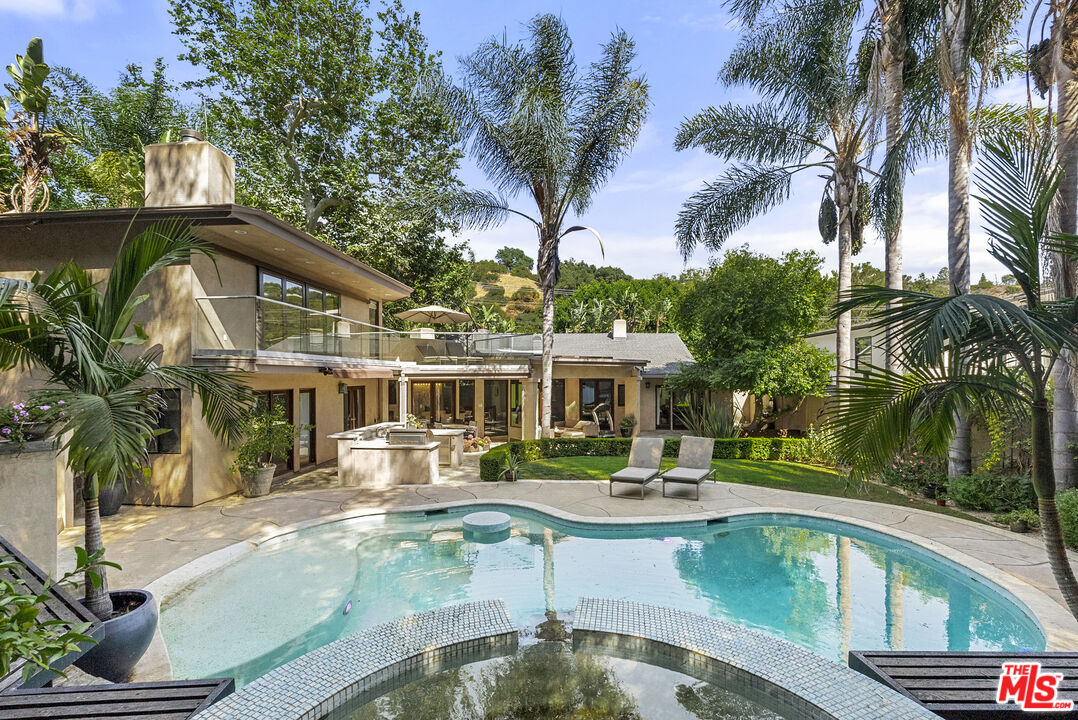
[[520, 456, 982, 522]]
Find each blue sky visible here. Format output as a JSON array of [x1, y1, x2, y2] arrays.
[[0, 0, 1022, 280]]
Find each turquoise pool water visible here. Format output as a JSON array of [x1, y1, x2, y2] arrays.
[[159, 507, 1045, 686]]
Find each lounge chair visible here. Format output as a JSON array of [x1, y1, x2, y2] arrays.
[[609, 437, 664, 499], [660, 436, 715, 500], [554, 420, 599, 438]]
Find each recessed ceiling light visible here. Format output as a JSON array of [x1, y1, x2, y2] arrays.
[[273, 247, 286, 252], [233, 229, 248, 235], [330, 271, 340, 276], [303, 260, 315, 265]]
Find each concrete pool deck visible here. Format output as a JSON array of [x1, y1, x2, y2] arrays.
[[58, 461, 1078, 682]]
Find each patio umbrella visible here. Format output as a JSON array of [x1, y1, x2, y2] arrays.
[[393, 304, 471, 324]]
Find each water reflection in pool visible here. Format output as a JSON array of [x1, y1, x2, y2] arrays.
[[160, 510, 1044, 685]]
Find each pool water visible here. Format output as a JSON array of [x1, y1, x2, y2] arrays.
[[327, 640, 795, 720], [160, 508, 1044, 686]]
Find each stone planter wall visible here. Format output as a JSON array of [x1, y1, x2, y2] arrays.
[[0, 439, 73, 577]]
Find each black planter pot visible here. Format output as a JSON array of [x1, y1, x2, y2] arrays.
[[74, 589, 158, 682], [98, 484, 125, 517], [921, 483, 942, 500]]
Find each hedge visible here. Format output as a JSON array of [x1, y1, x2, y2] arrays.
[[479, 437, 811, 482], [1059, 489, 1078, 549], [945, 472, 1036, 513]]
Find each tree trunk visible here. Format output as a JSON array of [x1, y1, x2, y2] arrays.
[[1032, 396, 1078, 620], [537, 233, 557, 439], [82, 476, 113, 620], [834, 168, 855, 389], [1053, 48, 1078, 489], [945, 0, 973, 478], [882, 0, 906, 373]]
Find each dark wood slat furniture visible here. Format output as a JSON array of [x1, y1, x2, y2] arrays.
[[0, 534, 101, 692], [0, 678, 235, 719], [1, 534, 234, 718], [850, 650, 1078, 719]]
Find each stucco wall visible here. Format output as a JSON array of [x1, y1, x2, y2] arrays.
[[0, 442, 65, 576]]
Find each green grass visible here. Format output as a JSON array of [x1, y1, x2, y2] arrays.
[[520, 456, 983, 522]]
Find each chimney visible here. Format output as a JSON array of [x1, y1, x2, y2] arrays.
[[144, 130, 235, 207], [612, 319, 627, 339]]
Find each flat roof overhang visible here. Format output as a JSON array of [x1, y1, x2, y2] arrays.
[[400, 363, 532, 380], [0, 204, 412, 302], [192, 350, 402, 375]]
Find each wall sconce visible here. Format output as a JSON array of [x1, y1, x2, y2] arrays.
[[338, 382, 347, 394], [645, 381, 651, 389]]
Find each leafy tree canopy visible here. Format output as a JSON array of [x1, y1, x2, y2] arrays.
[[678, 247, 832, 362], [555, 276, 684, 333], [494, 246, 533, 273], [555, 259, 633, 290], [49, 58, 193, 208]]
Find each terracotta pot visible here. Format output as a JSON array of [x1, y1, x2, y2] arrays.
[[936, 498, 946, 506], [242, 464, 275, 497]]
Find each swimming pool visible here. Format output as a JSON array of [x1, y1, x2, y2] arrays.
[[159, 506, 1045, 686]]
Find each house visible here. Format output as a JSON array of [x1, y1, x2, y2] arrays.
[[0, 136, 694, 507]]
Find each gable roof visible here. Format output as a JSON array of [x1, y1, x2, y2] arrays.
[[541, 332, 694, 376]]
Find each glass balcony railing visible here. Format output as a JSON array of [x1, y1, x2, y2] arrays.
[[194, 296, 535, 364]]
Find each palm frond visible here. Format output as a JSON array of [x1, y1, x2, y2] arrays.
[[150, 365, 253, 445], [443, 189, 539, 231], [675, 163, 795, 259], [674, 102, 823, 163]]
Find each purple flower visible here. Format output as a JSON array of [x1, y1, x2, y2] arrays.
[[12, 404, 23, 410], [38, 405, 50, 411], [1, 428, 10, 435], [57, 400, 64, 405]]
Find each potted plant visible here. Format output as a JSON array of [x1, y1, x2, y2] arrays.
[[231, 406, 295, 498], [619, 413, 637, 438], [0, 219, 252, 682], [0, 400, 62, 447], [996, 509, 1040, 534]]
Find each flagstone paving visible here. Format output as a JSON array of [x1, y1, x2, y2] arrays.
[[56, 457, 1078, 682]]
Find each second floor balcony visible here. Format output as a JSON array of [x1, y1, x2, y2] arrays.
[[194, 295, 535, 366]]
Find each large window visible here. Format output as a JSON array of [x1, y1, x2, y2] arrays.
[[656, 384, 702, 431], [579, 379, 614, 417], [484, 380, 509, 438], [551, 379, 565, 425], [458, 380, 475, 423], [149, 389, 181, 454], [258, 270, 341, 353], [509, 380, 523, 428], [855, 336, 872, 370]]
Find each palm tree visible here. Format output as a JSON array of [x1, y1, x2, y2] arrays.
[[427, 14, 649, 437], [0, 220, 251, 618], [829, 141, 1078, 619], [675, 0, 888, 388], [940, 0, 1025, 476], [1030, 0, 1078, 488]]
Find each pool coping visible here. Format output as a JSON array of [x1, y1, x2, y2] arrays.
[[195, 600, 518, 720], [147, 495, 1078, 658], [574, 597, 938, 720]]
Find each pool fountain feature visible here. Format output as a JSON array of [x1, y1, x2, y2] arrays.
[[462, 510, 512, 543]]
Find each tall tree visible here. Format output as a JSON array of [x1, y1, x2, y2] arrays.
[[50, 59, 193, 208], [1031, 1, 1078, 489], [675, 0, 890, 388], [171, 0, 381, 235], [829, 141, 1078, 620], [940, 0, 1025, 476], [427, 14, 649, 437]]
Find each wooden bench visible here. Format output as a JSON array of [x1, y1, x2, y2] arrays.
[[849, 650, 1078, 719], [0, 534, 101, 692], [0, 678, 234, 719]]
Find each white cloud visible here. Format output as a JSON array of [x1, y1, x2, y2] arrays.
[[0, 0, 115, 21]]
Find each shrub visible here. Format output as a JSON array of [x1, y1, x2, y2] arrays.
[[1058, 489, 1078, 549], [878, 453, 944, 493], [946, 472, 1036, 513], [512, 286, 540, 302], [994, 508, 1039, 529], [484, 285, 506, 300], [479, 437, 811, 481], [677, 403, 741, 439], [230, 406, 296, 476], [802, 424, 838, 467]]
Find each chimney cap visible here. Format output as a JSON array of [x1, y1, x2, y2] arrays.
[[180, 128, 205, 143], [612, 318, 627, 339]]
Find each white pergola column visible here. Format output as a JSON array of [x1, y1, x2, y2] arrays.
[[398, 374, 409, 420], [523, 377, 539, 440]]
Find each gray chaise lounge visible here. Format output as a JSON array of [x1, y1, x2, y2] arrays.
[[609, 437, 664, 499], [660, 436, 715, 500]]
